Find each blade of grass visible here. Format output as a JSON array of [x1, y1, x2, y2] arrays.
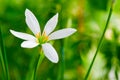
[[84, 0, 115, 80], [0, 27, 10, 80], [0, 49, 5, 80]]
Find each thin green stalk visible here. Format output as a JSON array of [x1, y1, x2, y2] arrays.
[[84, 1, 115, 80], [33, 50, 44, 80], [60, 40, 65, 80], [115, 66, 118, 80], [0, 49, 6, 79], [57, 40, 65, 80], [0, 27, 10, 80]]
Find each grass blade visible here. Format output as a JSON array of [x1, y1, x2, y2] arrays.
[[84, 0, 115, 80], [0, 27, 10, 80]]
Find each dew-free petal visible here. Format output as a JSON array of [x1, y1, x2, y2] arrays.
[[48, 28, 77, 41], [25, 9, 41, 35], [42, 43, 58, 63], [43, 13, 58, 36], [21, 41, 39, 48], [10, 29, 36, 41]]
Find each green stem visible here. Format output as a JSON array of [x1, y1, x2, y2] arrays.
[[0, 27, 10, 80], [0, 48, 6, 79], [84, 1, 114, 80], [115, 66, 118, 80], [57, 40, 65, 80], [60, 40, 65, 80], [33, 51, 44, 80]]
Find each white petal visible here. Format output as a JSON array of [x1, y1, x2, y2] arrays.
[[25, 9, 41, 35], [21, 41, 39, 48], [48, 28, 77, 41], [42, 43, 58, 63], [10, 29, 36, 41], [43, 13, 58, 36]]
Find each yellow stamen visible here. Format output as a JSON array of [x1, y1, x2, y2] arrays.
[[35, 32, 40, 43], [42, 32, 49, 41], [35, 32, 49, 44], [35, 32, 40, 38], [42, 32, 46, 36]]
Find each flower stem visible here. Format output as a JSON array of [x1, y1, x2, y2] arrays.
[[84, 1, 115, 80], [0, 27, 10, 80], [33, 50, 44, 80]]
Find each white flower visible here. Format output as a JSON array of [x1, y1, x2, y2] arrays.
[[10, 9, 77, 63]]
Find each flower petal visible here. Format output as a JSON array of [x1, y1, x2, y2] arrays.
[[48, 28, 77, 41], [10, 29, 36, 41], [25, 9, 41, 35], [21, 41, 39, 48], [43, 13, 58, 36], [42, 43, 58, 63]]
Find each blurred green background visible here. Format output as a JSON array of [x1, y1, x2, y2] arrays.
[[0, 0, 120, 80]]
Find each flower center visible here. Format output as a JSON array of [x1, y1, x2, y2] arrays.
[[36, 32, 48, 44]]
